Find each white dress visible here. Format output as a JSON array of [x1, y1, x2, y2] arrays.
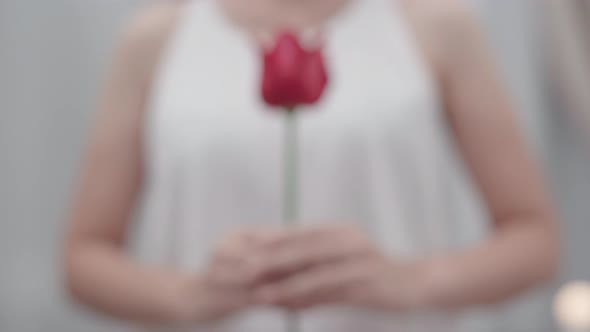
[[130, 0, 491, 331]]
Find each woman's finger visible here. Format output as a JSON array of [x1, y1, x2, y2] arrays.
[[260, 226, 372, 277], [195, 286, 254, 322], [254, 258, 376, 306], [208, 260, 259, 287], [209, 230, 273, 286], [282, 280, 371, 310]]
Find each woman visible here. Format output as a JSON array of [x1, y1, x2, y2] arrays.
[[65, 0, 559, 331]]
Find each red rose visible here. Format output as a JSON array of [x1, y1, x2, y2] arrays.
[[261, 32, 329, 109]]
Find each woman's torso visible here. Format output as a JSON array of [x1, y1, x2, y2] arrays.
[[130, 0, 491, 331]]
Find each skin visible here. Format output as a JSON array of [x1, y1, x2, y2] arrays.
[[65, 0, 559, 325]]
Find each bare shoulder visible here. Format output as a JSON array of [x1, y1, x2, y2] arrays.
[[400, 0, 476, 27], [113, 1, 186, 83], [399, 0, 487, 72], [125, 1, 184, 46]]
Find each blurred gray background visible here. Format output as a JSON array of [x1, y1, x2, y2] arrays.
[[1, 1, 588, 331]]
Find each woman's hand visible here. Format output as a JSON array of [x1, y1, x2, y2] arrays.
[[252, 225, 427, 312], [176, 229, 277, 323]]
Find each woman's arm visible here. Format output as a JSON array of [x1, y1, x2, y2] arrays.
[[64, 3, 195, 323], [404, 0, 559, 308]]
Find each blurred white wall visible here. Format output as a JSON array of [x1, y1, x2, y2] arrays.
[[0, 1, 586, 332], [474, 0, 551, 151], [542, 0, 590, 290], [0, 2, 143, 331]]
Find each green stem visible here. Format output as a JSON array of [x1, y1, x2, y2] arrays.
[[284, 109, 299, 224], [284, 109, 299, 332]]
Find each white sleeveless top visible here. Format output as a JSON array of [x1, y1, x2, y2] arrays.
[[130, 0, 492, 331]]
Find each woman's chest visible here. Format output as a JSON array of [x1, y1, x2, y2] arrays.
[[146, 0, 444, 168]]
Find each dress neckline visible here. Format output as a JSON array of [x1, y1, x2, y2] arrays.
[[206, 0, 367, 46]]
